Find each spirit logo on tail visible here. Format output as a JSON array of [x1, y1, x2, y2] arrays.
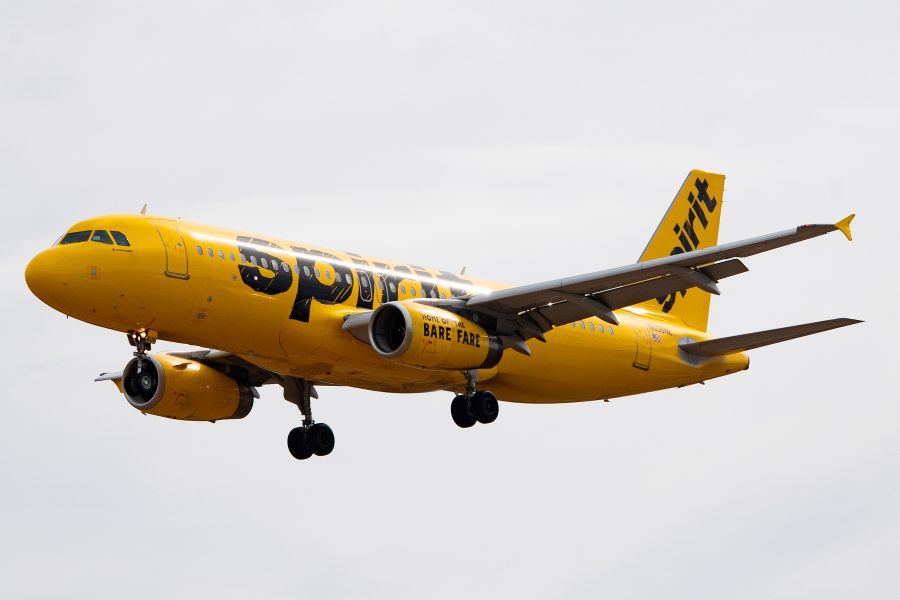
[[658, 177, 719, 313]]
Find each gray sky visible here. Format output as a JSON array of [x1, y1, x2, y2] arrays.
[[2, 1, 898, 598]]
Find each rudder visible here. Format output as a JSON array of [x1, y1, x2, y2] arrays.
[[635, 169, 725, 332]]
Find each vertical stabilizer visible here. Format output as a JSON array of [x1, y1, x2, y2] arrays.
[[635, 169, 725, 332]]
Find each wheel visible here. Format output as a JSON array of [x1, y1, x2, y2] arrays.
[[308, 423, 335, 456], [287, 427, 313, 460], [472, 391, 499, 424], [451, 395, 477, 428]]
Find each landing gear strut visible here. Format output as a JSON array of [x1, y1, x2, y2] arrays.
[[450, 369, 499, 428], [284, 378, 335, 460], [126, 329, 157, 372]]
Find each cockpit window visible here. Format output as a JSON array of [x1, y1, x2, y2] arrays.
[[60, 231, 91, 245], [91, 230, 113, 245], [110, 231, 131, 246]]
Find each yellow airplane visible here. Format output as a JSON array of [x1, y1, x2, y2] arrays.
[[24, 170, 861, 460]]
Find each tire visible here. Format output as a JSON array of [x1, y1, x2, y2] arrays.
[[287, 427, 313, 460], [473, 391, 499, 424], [450, 395, 477, 428], [308, 423, 335, 456]]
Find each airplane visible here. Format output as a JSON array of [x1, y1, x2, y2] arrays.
[[24, 170, 861, 461]]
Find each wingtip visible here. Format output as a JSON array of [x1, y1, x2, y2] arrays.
[[834, 213, 855, 241]]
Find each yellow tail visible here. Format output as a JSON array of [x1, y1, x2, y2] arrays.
[[635, 169, 726, 332]]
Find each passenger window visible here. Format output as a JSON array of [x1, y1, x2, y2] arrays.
[[271, 259, 279, 270], [314, 268, 320, 279], [598, 324, 605, 334], [110, 231, 131, 246], [304, 266, 311, 277], [609, 327, 614, 335], [580, 321, 585, 329], [60, 231, 91, 245], [361, 278, 368, 288], [91, 230, 113, 244], [345, 273, 352, 285], [250, 256, 258, 266], [325, 271, 332, 281], [282, 262, 290, 273], [399, 285, 406, 294], [239, 253, 247, 263], [218, 250, 225, 259], [389, 282, 397, 293], [411, 287, 417, 297], [589, 322, 595, 331], [261, 257, 269, 269], [196, 246, 203, 256], [229, 252, 235, 261]]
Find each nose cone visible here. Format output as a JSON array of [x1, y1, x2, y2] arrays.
[[25, 249, 70, 306]]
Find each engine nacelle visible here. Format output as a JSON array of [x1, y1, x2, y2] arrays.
[[369, 302, 502, 370], [121, 353, 254, 421]]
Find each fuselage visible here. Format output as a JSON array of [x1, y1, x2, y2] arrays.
[[25, 214, 749, 402]]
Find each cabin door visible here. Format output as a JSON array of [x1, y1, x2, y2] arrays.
[[633, 324, 652, 371], [152, 220, 190, 279]]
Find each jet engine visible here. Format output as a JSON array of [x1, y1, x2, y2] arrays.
[[121, 353, 254, 421], [369, 302, 502, 370]]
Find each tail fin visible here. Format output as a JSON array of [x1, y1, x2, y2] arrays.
[[635, 169, 726, 332]]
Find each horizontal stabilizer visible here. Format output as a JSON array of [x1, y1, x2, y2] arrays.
[[680, 318, 862, 357]]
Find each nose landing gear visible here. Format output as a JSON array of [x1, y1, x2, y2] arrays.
[[450, 369, 499, 428], [126, 329, 157, 372], [283, 378, 335, 460]]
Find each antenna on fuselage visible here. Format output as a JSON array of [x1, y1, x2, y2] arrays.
[[460, 266, 467, 275], [140, 204, 148, 215]]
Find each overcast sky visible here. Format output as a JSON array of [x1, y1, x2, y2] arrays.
[[2, 1, 898, 598]]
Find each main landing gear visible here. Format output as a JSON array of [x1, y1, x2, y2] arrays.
[[283, 378, 335, 460], [450, 370, 499, 428]]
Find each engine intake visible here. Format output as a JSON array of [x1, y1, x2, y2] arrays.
[[369, 302, 502, 370], [122, 353, 254, 421]]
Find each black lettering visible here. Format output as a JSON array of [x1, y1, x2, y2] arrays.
[[657, 247, 686, 312], [411, 265, 439, 299], [695, 178, 717, 212], [348, 253, 375, 310], [689, 192, 709, 228], [289, 247, 354, 323], [683, 208, 700, 248], [434, 270, 474, 298], [236, 236, 293, 295], [372, 261, 400, 304]]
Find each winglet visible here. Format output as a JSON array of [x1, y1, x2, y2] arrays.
[[834, 214, 855, 241]]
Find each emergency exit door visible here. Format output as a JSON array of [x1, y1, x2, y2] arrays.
[[633, 325, 652, 371], [152, 220, 190, 279]]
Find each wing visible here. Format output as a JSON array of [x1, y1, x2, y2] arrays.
[[679, 318, 863, 357], [96, 349, 333, 397], [422, 215, 855, 351]]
